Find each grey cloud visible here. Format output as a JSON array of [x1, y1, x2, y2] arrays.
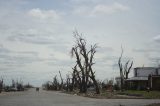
[[47, 59, 74, 67], [148, 56, 160, 66], [0, 46, 41, 68], [69, 0, 109, 5], [48, 43, 70, 53], [96, 55, 133, 69], [112, 63, 119, 69], [16, 51, 38, 56], [46, 54, 74, 67], [96, 56, 117, 63], [8, 33, 57, 45], [0, 53, 41, 67], [0, 45, 10, 53], [153, 35, 160, 43], [97, 46, 114, 53], [96, 56, 117, 68], [149, 57, 160, 62], [0, 24, 11, 31], [0, 67, 15, 72], [72, 2, 129, 17], [0, 45, 39, 57], [97, 56, 132, 63], [133, 48, 160, 53]]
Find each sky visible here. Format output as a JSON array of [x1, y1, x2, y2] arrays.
[[0, 0, 160, 86]]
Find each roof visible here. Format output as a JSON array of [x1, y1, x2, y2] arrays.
[[126, 77, 148, 81]]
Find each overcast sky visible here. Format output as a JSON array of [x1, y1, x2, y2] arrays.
[[0, 0, 160, 86]]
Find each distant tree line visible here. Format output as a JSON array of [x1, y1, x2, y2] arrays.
[[0, 78, 33, 93]]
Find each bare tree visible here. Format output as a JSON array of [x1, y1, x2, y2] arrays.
[[71, 31, 100, 94], [118, 47, 124, 90], [118, 47, 133, 90], [12, 79, 15, 88], [0, 78, 3, 93], [71, 64, 77, 91], [71, 64, 82, 91], [124, 60, 133, 79], [52, 75, 59, 90], [59, 71, 63, 90], [66, 74, 72, 92]]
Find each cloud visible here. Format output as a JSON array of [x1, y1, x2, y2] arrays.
[[133, 48, 160, 53], [48, 43, 71, 53], [97, 46, 114, 53], [148, 56, 160, 66], [95, 55, 133, 69], [70, 0, 97, 3], [0, 44, 10, 53], [47, 59, 74, 67], [28, 8, 60, 21], [73, 2, 129, 16], [149, 57, 160, 62], [8, 32, 57, 45], [42, 53, 74, 67], [153, 35, 160, 43], [0, 45, 42, 68], [17, 51, 38, 56], [0, 55, 40, 66], [133, 44, 160, 66], [69, 0, 108, 4], [91, 2, 129, 15]]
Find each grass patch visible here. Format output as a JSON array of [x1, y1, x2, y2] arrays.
[[62, 90, 160, 99], [145, 103, 160, 106], [117, 90, 160, 99]]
